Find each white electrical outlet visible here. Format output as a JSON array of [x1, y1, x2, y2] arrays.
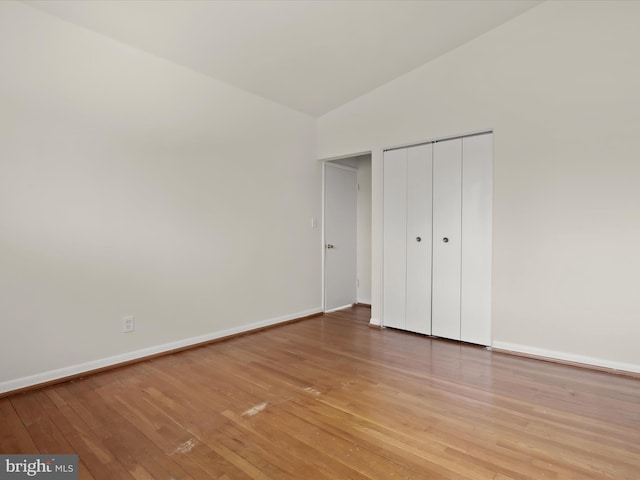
[[122, 315, 135, 333]]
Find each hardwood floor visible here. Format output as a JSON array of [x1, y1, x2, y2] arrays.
[[2, 305, 639, 479]]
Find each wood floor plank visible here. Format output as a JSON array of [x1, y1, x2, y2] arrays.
[[3, 305, 639, 479], [221, 408, 368, 480], [77, 460, 97, 480], [286, 393, 552, 480], [281, 396, 478, 480], [11, 393, 76, 454], [0, 398, 38, 453]]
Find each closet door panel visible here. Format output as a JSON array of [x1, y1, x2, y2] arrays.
[[461, 133, 493, 345], [405, 144, 433, 334], [382, 149, 407, 329], [432, 139, 462, 340]]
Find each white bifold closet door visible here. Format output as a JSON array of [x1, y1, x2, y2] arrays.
[[383, 144, 432, 334], [431, 139, 463, 340], [406, 145, 433, 334], [460, 134, 492, 346], [431, 135, 493, 344], [383, 132, 492, 346]]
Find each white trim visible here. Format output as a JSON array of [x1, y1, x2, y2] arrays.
[[382, 128, 494, 154], [380, 147, 385, 329], [369, 316, 381, 327], [491, 341, 640, 374], [321, 162, 327, 310], [0, 307, 322, 395]]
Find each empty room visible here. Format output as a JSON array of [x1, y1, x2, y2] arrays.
[[1, 1, 639, 478]]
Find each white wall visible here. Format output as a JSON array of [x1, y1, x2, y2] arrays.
[[0, 1, 321, 392], [317, 1, 640, 372]]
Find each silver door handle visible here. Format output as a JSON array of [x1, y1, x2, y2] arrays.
[[327, 244, 334, 249]]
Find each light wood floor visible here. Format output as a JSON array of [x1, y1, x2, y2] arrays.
[[2, 305, 639, 479]]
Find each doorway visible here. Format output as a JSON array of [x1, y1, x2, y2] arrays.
[[323, 154, 372, 312]]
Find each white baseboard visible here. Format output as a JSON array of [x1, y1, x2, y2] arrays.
[[0, 307, 322, 395], [369, 316, 381, 326], [491, 341, 640, 375]]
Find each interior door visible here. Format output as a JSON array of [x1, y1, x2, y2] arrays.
[[324, 163, 357, 311], [432, 139, 462, 340]]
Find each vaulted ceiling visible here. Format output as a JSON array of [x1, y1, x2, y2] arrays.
[[25, 0, 542, 116]]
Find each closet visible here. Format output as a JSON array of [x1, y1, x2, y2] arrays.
[[382, 132, 492, 346]]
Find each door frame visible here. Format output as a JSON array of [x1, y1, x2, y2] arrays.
[[323, 161, 358, 312]]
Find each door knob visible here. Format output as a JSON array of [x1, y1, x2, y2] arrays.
[[327, 244, 334, 249], [442, 237, 449, 243], [416, 237, 422, 242]]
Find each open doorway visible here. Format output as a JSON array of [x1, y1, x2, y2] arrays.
[[323, 154, 372, 311]]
